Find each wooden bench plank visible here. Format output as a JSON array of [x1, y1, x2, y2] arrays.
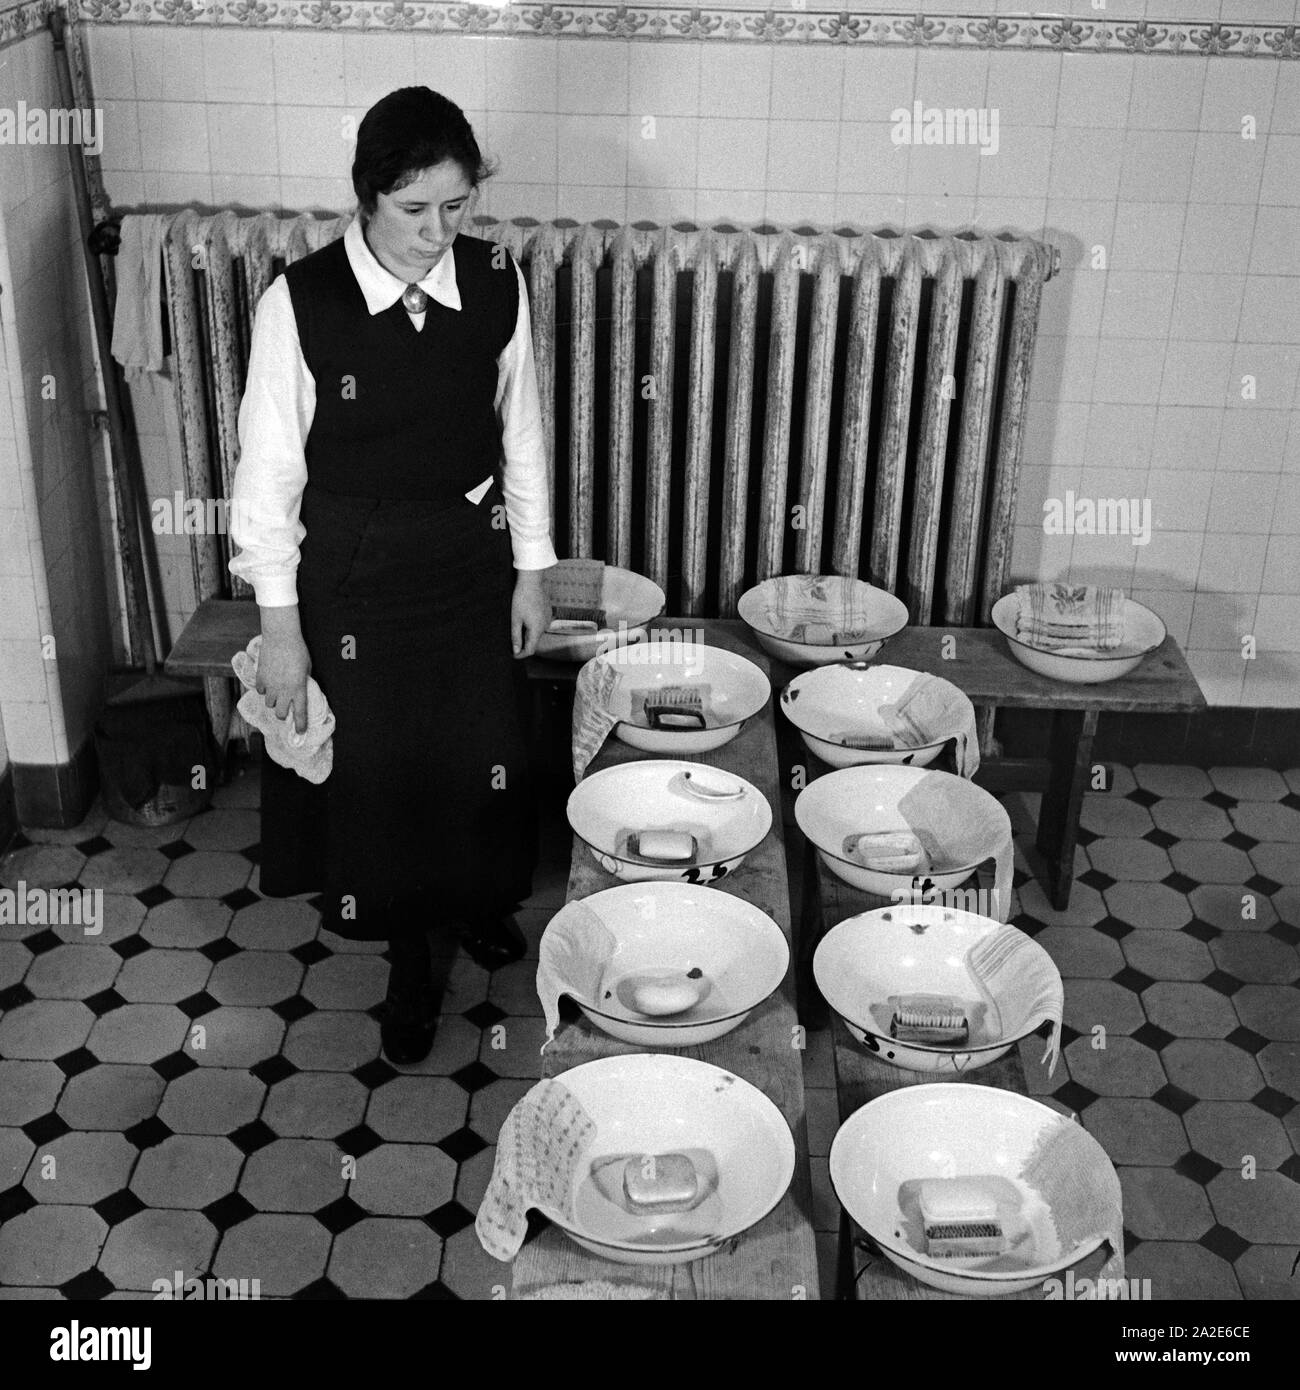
[[877, 627, 1205, 713], [510, 621, 819, 1300], [168, 606, 1204, 717], [166, 608, 1200, 910], [164, 598, 259, 677]]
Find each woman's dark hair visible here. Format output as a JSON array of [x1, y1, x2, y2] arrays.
[[352, 87, 497, 214]]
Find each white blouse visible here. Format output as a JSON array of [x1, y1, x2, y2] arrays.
[[228, 216, 558, 608]]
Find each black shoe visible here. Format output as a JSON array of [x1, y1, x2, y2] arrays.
[[459, 913, 527, 971], [379, 983, 438, 1066], [380, 932, 439, 1065]]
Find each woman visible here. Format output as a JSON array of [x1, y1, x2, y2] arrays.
[[229, 87, 557, 1065]]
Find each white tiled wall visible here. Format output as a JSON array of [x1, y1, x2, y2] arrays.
[[52, 27, 1300, 707], [0, 31, 117, 770]]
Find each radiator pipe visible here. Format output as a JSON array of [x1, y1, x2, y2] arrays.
[[49, 8, 159, 677]]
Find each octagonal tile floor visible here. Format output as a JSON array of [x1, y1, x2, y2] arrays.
[[0, 756, 1296, 1300]]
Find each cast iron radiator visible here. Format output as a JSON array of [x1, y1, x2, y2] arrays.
[[158, 212, 1059, 740]]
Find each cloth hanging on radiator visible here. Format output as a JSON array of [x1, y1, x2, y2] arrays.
[[110, 213, 170, 377]]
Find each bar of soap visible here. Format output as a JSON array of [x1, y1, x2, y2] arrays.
[[916, 1177, 998, 1224], [622, 1153, 698, 1213], [842, 830, 925, 872], [916, 1176, 1006, 1259], [631, 972, 705, 1016], [628, 829, 697, 862]]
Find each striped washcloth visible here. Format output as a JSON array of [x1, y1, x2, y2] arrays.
[[475, 1079, 598, 1262], [544, 558, 607, 625], [1018, 1116, 1125, 1284], [965, 925, 1063, 1075], [759, 574, 877, 645], [1014, 583, 1126, 653], [571, 655, 624, 781]]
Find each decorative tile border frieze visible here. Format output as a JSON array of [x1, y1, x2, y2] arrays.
[[3, 0, 1300, 56]]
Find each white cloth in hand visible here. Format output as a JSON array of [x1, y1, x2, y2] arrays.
[[231, 634, 334, 784]]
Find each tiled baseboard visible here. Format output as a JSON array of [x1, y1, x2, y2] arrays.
[[997, 706, 1300, 770], [7, 735, 100, 836]]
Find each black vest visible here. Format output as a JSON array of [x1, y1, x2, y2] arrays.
[[284, 231, 519, 501]]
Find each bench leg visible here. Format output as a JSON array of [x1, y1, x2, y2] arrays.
[[1035, 707, 1098, 911], [836, 1208, 857, 1300], [797, 835, 829, 1028]]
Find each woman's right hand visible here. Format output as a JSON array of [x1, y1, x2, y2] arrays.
[[257, 607, 312, 734]]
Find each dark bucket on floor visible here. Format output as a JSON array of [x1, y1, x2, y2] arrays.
[[94, 676, 218, 827]]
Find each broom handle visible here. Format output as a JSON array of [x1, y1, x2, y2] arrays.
[[49, 10, 159, 677]]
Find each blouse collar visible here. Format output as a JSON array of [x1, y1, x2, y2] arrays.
[[344, 215, 462, 315]]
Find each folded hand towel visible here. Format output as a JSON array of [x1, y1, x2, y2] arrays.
[[231, 635, 334, 784], [571, 656, 624, 781], [1014, 583, 1126, 652], [110, 213, 170, 378], [759, 574, 877, 645], [543, 558, 606, 620], [1018, 1116, 1125, 1284], [965, 925, 1064, 1075], [475, 1079, 598, 1262], [535, 900, 617, 1052]]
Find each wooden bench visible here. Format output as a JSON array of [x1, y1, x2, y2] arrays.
[[809, 862, 1112, 1300], [509, 619, 818, 1298], [170, 605, 1205, 913]]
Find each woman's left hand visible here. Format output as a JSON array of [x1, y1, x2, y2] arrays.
[[511, 570, 551, 659]]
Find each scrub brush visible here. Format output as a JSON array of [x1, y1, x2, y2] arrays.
[[888, 993, 969, 1044], [641, 684, 709, 731], [549, 603, 609, 631], [916, 1177, 1007, 1259]]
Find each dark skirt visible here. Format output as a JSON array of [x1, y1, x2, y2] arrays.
[[256, 479, 538, 940]]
